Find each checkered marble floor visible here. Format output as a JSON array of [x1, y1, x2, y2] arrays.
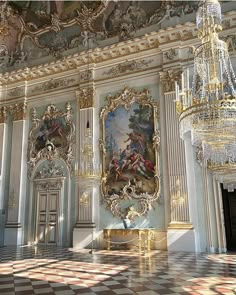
[[0, 247, 236, 295]]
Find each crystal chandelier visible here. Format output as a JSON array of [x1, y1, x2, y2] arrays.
[[176, 0, 236, 170]]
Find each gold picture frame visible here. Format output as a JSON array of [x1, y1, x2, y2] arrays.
[[100, 87, 161, 219]]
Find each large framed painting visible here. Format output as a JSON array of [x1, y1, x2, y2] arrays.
[[100, 87, 160, 219], [28, 103, 75, 176]]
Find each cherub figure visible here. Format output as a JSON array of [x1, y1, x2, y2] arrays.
[[126, 206, 141, 222]]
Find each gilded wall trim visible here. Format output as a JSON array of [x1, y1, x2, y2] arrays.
[[0, 13, 235, 85]]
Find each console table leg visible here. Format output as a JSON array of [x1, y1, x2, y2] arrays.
[[138, 232, 142, 253], [107, 232, 111, 250]]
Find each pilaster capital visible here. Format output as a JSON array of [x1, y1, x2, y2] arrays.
[[10, 101, 27, 121], [76, 85, 95, 110], [0, 106, 7, 123], [159, 68, 183, 92]]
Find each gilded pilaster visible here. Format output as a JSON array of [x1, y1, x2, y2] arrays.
[[5, 101, 28, 245], [160, 68, 190, 226], [73, 84, 100, 248], [0, 106, 8, 210]]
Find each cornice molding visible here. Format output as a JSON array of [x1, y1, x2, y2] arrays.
[[0, 10, 235, 86]]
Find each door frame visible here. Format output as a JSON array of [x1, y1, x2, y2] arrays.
[[221, 185, 236, 250], [211, 172, 236, 252], [29, 176, 65, 246], [35, 190, 60, 245]]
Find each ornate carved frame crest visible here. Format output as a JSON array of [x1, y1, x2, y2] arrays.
[[28, 103, 75, 176], [100, 87, 161, 219]]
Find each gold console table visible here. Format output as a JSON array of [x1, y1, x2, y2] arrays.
[[103, 228, 155, 252]]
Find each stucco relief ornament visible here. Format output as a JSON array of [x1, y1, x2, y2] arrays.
[[28, 103, 75, 176], [34, 161, 64, 179], [103, 59, 153, 77], [100, 87, 161, 219]]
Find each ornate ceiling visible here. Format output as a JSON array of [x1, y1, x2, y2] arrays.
[[0, 1, 203, 72]]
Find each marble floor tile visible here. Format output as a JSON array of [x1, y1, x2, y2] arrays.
[[0, 246, 235, 294]]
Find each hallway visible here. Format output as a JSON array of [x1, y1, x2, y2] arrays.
[[0, 246, 235, 295]]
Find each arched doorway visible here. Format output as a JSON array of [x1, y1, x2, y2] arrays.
[[28, 159, 70, 246]]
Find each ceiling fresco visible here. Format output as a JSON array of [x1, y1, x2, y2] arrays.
[[0, 0, 202, 72]]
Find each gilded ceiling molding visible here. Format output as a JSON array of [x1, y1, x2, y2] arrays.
[[31, 77, 76, 95], [77, 86, 95, 110], [0, 107, 7, 123], [8, 87, 24, 99], [164, 49, 178, 61], [0, 10, 235, 85], [103, 59, 153, 76], [159, 68, 183, 92], [10, 102, 27, 121], [79, 70, 93, 82], [0, 23, 194, 84]]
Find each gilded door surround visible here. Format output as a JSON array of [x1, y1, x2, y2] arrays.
[[27, 159, 70, 247], [35, 190, 59, 245]]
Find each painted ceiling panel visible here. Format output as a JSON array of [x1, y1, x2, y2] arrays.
[[0, 0, 213, 72]]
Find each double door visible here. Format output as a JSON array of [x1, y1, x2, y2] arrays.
[[36, 191, 59, 245], [222, 186, 236, 250]]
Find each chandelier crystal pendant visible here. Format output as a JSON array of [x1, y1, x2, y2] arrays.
[[176, 0, 236, 170]]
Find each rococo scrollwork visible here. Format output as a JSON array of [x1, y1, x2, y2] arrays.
[[28, 103, 75, 176], [100, 87, 160, 219]]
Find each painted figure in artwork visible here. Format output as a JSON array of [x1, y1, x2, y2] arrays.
[[119, 145, 132, 171], [34, 116, 67, 152], [124, 131, 145, 153], [129, 149, 154, 179], [104, 103, 155, 194]]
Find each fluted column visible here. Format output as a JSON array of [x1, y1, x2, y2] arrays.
[[165, 91, 190, 223], [73, 84, 100, 248], [0, 108, 7, 210], [5, 102, 28, 245], [183, 134, 207, 252], [160, 69, 196, 251], [160, 69, 190, 225]]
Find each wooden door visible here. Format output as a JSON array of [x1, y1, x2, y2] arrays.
[[36, 191, 59, 244], [221, 186, 236, 250]]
